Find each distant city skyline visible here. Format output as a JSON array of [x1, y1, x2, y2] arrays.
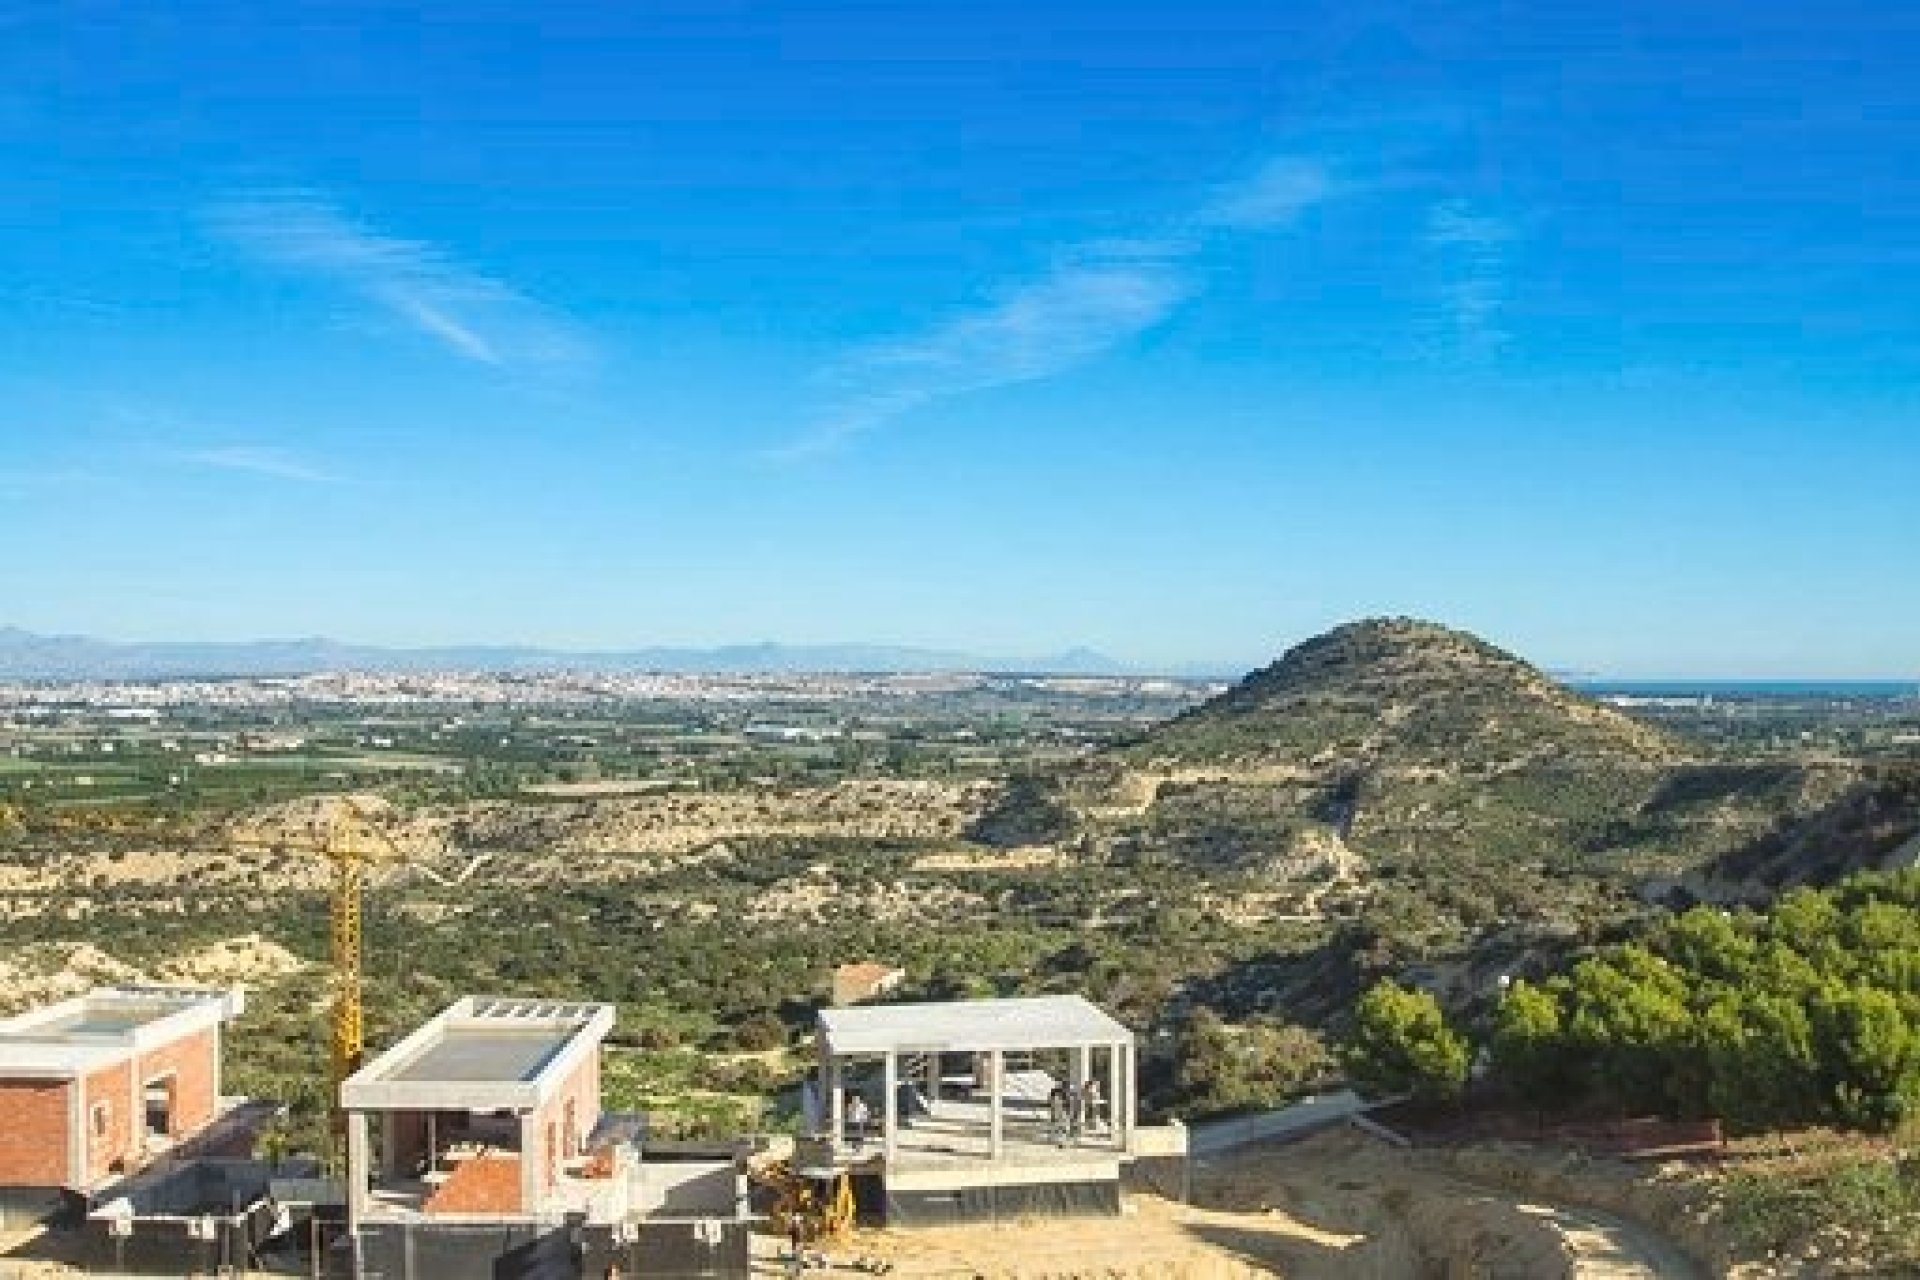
[[4, 4, 1918, 678]]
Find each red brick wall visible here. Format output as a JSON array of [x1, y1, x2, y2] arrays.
[[136, 1027, 217, 1138], [0, 1080, 72, 1186], [423, 1153, 523, 1215], [81, 1059, 135, 1184], [528, 1049, 601, 1196]]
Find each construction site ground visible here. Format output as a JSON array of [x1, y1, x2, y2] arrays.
[[748, 1128, 1705, 1279]]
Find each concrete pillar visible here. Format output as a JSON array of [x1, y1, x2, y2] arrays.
[[827, 1057, 845, 1148], [987, 1049, 1004, 1160], [882, 1052, 898, 1164], [1121, 1042, 1137, 1153], [1107, 1043, 1122, 1147], [345, 1112, 371, 1226], [520, 1112, 540, 1213], [1072, 1045, 1090, 1142]]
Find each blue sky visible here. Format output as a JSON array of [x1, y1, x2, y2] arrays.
[[3, 2, 1917, 676]]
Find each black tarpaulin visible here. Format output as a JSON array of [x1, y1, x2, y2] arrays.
[[884, 1178, 1120, 1227]]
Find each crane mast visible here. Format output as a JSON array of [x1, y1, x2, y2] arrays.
[[230, 795, 424, 1149]]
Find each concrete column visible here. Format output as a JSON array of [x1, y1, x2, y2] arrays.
[[1107, 1044, 1122, 1147], [1121, 1042, 1137, 1152], [882, 1052, 898, 1164], [828, 1057, 845, 1149], [520, 1112, 539, 1213], [128, 1063, 142, 1160], [1071, 1045, 1090, 1143], [67, 1081, 86, 1187], [987, 1048, 1004, 1160], [345, 1112, 371, 1226]]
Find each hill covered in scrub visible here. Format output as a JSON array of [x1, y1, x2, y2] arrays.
[[1131, 617, 1678, 770], [975, 618, 1919, 911]]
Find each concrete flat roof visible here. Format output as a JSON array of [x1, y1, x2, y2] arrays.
[[0, 987, 244, 1080], [389, 1029, 569, 1084], [818, 995, 1131, 1056], [342, 996, 613, 1113]]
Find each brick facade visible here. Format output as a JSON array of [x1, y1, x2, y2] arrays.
[[80, 1058, 134, 1184], [422, 1153, 524, 1215], [137, 1027, 218, 1138], [525, 1048, 599, 1202], [3, 1021, 224, 1192], [0, 1080, 71, 1186]]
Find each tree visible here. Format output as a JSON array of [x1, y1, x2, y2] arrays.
[[1701, 989, 1822, 1130], [1813, 982, 1920, 1131], [1562, 946, 1699, 1114], [732, 1011, 789, 1052], [1343, 980, 1470, 1102], [1491, 979, 1575, 1099], [1171, 1009, 1333, 1115]]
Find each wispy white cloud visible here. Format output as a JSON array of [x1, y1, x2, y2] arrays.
[[789, 243, 1192, 457], [187, 445, 337, 483], [205, 190, 587, 369], [1201, 158, 1336, 230], [1425, 200, 1514, 355], [784, 159, 1337, 456]]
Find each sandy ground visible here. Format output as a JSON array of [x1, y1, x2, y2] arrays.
[[750, 1195, 1329, 1278], [744, 1129, 1705, 1280]]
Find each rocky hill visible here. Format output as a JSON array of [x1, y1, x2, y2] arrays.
[[976, 618, 1917, 907], [1131, 618, 1678, 770]]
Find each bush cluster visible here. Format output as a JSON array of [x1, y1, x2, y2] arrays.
[[1492, 871, 1920, 1132]]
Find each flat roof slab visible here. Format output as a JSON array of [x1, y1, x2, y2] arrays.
[[342, 996, 614, 1113], [818, 995, 1131, 1056], [390, 1029, 568, 1084], [0, 987, 243, 1079]]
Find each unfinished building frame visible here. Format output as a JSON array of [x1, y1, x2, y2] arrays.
[[812, 995, 1138, 1225]]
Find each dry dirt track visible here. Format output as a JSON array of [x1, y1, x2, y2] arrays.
[[1505, 1197, 1704, 1280], [1191, 1128, 1706, 1280]]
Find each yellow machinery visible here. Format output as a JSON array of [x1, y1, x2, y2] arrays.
[[752, 1158, 856, 1244], [228, 795, 430, 1140]]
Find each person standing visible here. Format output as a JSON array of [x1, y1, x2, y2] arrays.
[[1047, 1081, 1068, 1142], [847, 1092, 871, 1149], [1082, 1077, 1105, 1134]]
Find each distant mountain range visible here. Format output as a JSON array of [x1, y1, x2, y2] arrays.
[[0, 626, 1135, 680]]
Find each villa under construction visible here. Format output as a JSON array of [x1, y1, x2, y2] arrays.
[[1, 981, 1179, 1274], [341, 995, 750, 1278], [804, 994, 1162, 1225], [0, 986, 249, 1229]]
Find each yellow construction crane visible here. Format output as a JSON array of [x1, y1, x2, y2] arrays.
[[228, 794, 483, 1141]]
